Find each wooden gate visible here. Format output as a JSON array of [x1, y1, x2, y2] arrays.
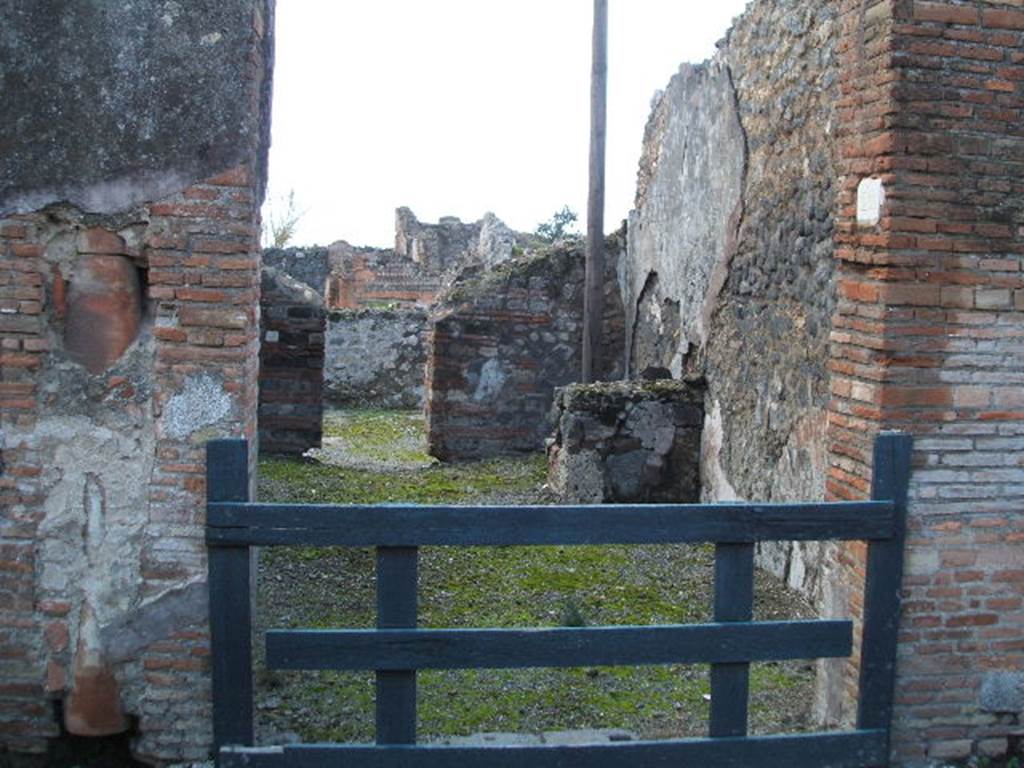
[[205, 432, 911, 767]]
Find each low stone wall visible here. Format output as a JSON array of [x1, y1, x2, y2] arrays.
[[258, 268, 325, 454], [262, 245, 329, 297], [547, 379, 704, 503], [425, 237, 625, 461], [324, 308, 428, 408]]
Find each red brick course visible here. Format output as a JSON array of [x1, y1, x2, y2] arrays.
[[830, 0, 1024, 762]]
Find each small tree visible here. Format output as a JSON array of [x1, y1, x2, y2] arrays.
[[534, 205, 579, 243], [262, 188, 306, 249]]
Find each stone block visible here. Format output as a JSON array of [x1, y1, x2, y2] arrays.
[[547, 378, 704, 503]]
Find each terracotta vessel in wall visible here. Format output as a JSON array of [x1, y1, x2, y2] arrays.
[[65, 254, 142, 374]]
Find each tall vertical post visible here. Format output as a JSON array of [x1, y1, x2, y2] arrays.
[[206, 439, 254, 753], [858, 432, 913, 748], [582, 0, 608, 383]]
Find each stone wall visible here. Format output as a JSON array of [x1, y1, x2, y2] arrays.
[[426, 236, 625, 461], [547, 379, 704, 504], [394, 207, 521, 273], [258, 268, 325, 455], [262, 245, 328, 297], [324, 308, 428, 409], [627, 0, 1024, 761], [0, 1, 272, 762], [626, 0, 838, 598]]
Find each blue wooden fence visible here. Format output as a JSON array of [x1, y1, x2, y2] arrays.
[[205, 432, 911, 767]]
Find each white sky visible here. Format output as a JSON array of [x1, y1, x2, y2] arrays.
[[264, 1, 750, 248]]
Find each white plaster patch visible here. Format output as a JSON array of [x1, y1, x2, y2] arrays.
[[700, 400, 742, 502], [200, 31, 222, 45], [162, 373, 233, 439], [473, 358, 507, 402], [33, 416, 155, 662], [856, 178, 885, 227]]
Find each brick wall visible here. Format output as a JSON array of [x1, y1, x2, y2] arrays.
[[0, 165, 263, 762], [426, 239, 624, 460], [325, 243, 443, 311], [0, 1, 271, 762], [258, 268, 325, 455], [828, 0, 1024, 762]]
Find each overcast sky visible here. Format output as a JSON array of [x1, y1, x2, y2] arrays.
[[264, 1, 750, 248]]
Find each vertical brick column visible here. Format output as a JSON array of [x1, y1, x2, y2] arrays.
[[0, 0, 271, 757], [134, 164, 262, 761], [258, 268, 326, 455], [0, 217, 57, 752], [828, 0, 1024, 762]]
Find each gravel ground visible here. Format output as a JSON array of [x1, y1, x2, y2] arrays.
[[252, 409, 820, 746]]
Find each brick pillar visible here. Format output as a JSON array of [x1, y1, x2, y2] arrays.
[[828, 0, 1024, 762]]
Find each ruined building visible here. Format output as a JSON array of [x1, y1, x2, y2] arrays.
[[0, 0, 1022, 764], [426, 235, 625, 460], [262, 207, 527, 313], [258, 208, 529, 428]]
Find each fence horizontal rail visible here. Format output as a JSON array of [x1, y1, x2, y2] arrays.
[[220, 729, 888, 768], [266, 620, 853, 671], [206, 500, 895, 547]]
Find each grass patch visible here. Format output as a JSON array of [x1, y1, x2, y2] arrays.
[[254, 408, 815, 744], [260, 453, 546, 507], [321, 409, 434, 465]]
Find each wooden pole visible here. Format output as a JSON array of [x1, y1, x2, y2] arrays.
[[582, 0, 607, 383]]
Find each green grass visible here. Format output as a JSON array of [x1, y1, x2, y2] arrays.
[[254, 408, 815, 743], [259, 453, 545, 506], [321, 408, 433, 465]]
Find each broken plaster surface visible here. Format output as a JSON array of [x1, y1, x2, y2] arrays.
[[625, 59, 746, 374], [161, 373, 235, 440], [32, 416, 156, 670]]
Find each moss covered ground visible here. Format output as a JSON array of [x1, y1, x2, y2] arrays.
[[254, 409, 816, 744]]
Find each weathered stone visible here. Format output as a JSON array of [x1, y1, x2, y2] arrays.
[[626, 0, 837, 603], [162, 374, 235, 441], [476, 212, 516, 269], [426, 236, 625, 460], [606, 450, 648, 499], [324, 308, 428, 409], [548, 379, 704, 504], [262, 246, 330, 297], [101, 580, 209, 664]]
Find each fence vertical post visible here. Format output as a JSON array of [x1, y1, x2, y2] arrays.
[[709, 542, 755, 737], [376, 546, 419, 744], [858, 432, 912, 751], [206, 439, 254, 753]]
